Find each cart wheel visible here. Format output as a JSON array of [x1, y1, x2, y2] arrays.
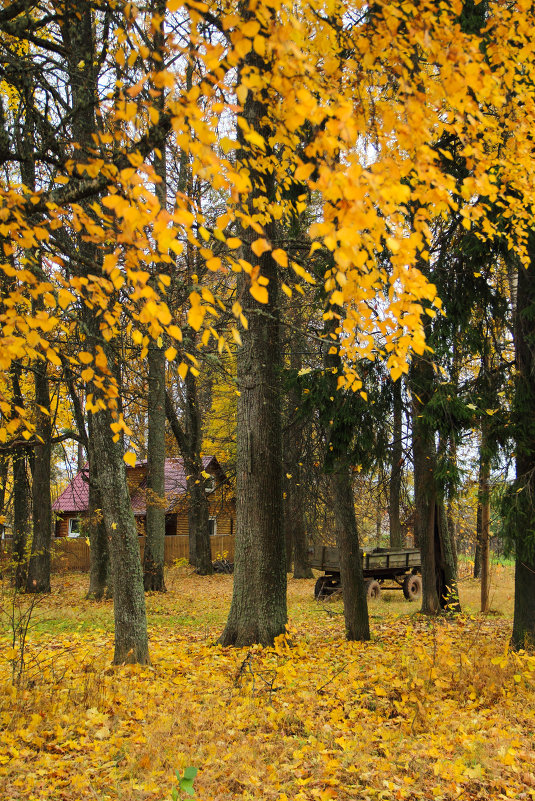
[[314, 576, 340, 599], [314, 576, 330, 599], [366, 579, 381, 600], [403, 573, 422, 601]]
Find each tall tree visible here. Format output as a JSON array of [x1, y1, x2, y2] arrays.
[[143, 0, 169, 593], [508, 238, 535, 649], [219, 10, 287, 644], [60, 0, 149, 662]]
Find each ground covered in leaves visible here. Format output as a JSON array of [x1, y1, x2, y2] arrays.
[[1, 564, 534, 801]]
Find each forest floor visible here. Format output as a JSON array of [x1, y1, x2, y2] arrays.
[[0, 560, 534, 801]]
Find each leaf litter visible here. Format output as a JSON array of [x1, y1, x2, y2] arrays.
[[0, 567, 534, 801]]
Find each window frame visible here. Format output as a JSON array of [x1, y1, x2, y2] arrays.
[[68, 517, 81, 538]]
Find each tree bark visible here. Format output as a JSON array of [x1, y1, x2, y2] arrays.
[[331, 467, 370, 641], [61, 0, 148, 661], [86, 414, 111, 599], [389, 376, 403, 548], [143, 0, 168, 591], [165, 382, 213, 576], [478, 424, 491, 613], [283, 318, 312, 579], [26, 363, 52, 594], [219, 42, 286, 643], [144, 341, 167, 591], [11, 364, 29, 589], [411, 355, 460, 614], [511, 243, 535, 649], [89, 404, 149, 663], [323, 315, 370, 641], [218, 245, 287, 644]]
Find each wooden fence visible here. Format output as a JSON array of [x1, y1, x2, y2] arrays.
[[1, 534, 234, 574]]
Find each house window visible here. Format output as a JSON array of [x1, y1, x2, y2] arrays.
[[209, 518, 217, 537], [68, 518, 81, 538]]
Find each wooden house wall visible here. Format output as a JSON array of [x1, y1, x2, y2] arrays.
[[51, 490, 235, 572]]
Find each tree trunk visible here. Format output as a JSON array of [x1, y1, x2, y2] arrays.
[[143, 2, 168, 591], [61, 0, 148, 661], [511, 243, 535, 649], [144, 341, 167, 591], [218, 251, 287, 644], [90, 405, 149, 663], [389, 377, 403, 547], [86, 414, 111, 599], [12, 449, 29, 590], [478, 427, 491, 613], [331, 467, 370, 641], [26, 363, 52, 593], [411, 356, 460, 614], [473, 518, 481, 579], [165, 379, 213, 576], [283, 320, 312, 579], [86, 477, 111, 600], [187, 468, 212, 572], [323, 313, 370, 640], [218, 15, 287, 645], [185, 369, 213, 575], [11, 364, 29, 589]]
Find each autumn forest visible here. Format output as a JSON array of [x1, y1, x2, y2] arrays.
[[1, 0, 535, 798]]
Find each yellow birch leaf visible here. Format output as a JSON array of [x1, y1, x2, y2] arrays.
[[250, 283, 268, 303], [252, 239, 271, 257], [124, 452, 136, 467], [271, 249, 288, 267]]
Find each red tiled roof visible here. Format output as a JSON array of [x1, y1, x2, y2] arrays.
[[130, 456, 217, 515], [52, 467, 90, 513], [52, 456, 220, 515]]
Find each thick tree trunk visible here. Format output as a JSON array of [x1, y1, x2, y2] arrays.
[[389, 377, 403, 547], [26, 364, 52, 593], [413, 421, 440, 614], [144, 341, 167, 591], [219, 11, 287, 645], [511, 245, 535, 649], [218, 252, 287, 644], [331, 467, 370, 641], [219, 107, 286, 643]]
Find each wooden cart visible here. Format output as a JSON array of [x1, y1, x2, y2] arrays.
[[308, 545, 422, 600]]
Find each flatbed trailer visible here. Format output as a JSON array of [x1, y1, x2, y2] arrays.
[[308, 545, 422, 600]]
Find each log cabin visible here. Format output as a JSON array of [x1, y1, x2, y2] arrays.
[[51, 456, 235, 571]]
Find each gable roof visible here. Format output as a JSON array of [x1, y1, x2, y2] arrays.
[[130, 456, 219, 515], [52, 467, 90, 513], [52, 456, 223, 515]]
